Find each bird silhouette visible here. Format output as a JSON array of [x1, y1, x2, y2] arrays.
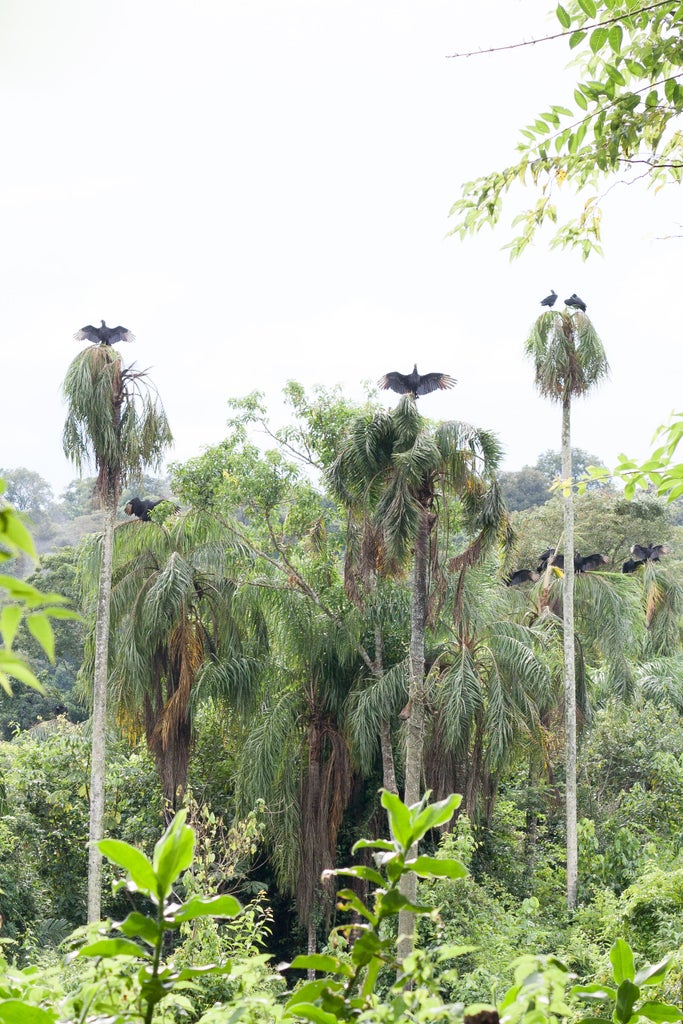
[[564, 294, 587, 312], [630, 543, 671, 563], [505, 569, 540, 586], [74, 320, 135, 346], [378, 364, 456, 398], [540, 290, 557, 308]]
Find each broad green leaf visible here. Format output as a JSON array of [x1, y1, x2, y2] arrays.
[[0, 606, 22, 648], [335, 888, 378, 925], [98, 839, 157, 893], [638, 954, 675, 987], [117, 911, 161, 945], [608, 24, 623, 53], [589, 27, 608, 53], [380, 789, 412, 848], [289, 954, 353, 978], [578, 0, 596, 15], [0, 1003, 57, 1024], [351, 928, 387, 967], [283, 1003, 337, 1024], [615, 979, 640, 1023], [152, 810, 195, 899], [574, 89, 588, 110], [572, 983, 616, 1001], [411, 793, 461, 837], [334, 865, 386, 887], [26, 614, 55, 662], [556, 4, 571, 28], [351, 837, 395, 853], [377, 888, 432, 917], [638, 1003, 683, 1023], [611, 939, 635, 984], [408, 854, 467, 879], [286, 980, 337, 1006], [0, 513, 37, 559], [174, 964, 234, 980], [78, 937, 149, 959], [168, 893, 241, 924]]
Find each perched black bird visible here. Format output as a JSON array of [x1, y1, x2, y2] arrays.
[[540, 289, 557, 308], [564, 293, 587, 312], [630, 543, 671, 562], [622, 558, 644, 574], [74, 320, 135, 346], [506, 568, 540, 586], [125, 497, 166, 522], [575, 552, 609, 573], [537, 548, 564, 572], [378, 364, 457, 399]]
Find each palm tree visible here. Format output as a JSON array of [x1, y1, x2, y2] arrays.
[[524, 308, 608, 908], [329, 396, 509, 957], [80, 507, 260, 809], [62, 345, 172, 921], [235, 589, 359, 962]]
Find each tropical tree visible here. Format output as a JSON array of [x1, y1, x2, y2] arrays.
[[80, 507, 260, 810], [329, 395, 510, 956], [236, 589, 361, 962], [524, 307, 608, 908], [450, 0, 683, 258], [62, 344, 172, 921]]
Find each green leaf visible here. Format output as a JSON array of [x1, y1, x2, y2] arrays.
[[556, 4, 571, 28], [0, 606, 22, 648], [152, 810, 195, 899], [0, 1003, 57, 1024], [380, 789, 412, 848], [572, 983, 616, 1001], [408, 854, 467, 879], [611, 939, 635, 984], [638, 954, 675, 987], [638, 1003, 683, 1023], [175, 963, 234, 980], [283, 1004, 338, 1024], [117, 911, 161, 945], [78, 937, 149, 959], [615, 979, 640, 1023], [589, 27, 608, 53], [289, 954, 353, 978], [167, 893, 241, 924], [411, 793, 462, 837], [26, 614, 55, 662], [334, 865, 386, 887], [351, 837, 395, 853], [608, 24, 623, 53], [570, 30, 587, 48], [335, 888, 378, 925], [574, 89, 588, 110], [98, 839, 157, 893], [350, 929, 387, 967], [578, 0, 596, 15], [377, 888, 432, 917]]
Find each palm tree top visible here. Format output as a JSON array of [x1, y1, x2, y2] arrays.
[[525, 309, 609, 402]]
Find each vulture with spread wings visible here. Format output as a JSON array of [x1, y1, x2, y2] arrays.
[[378, 363, 456, 398], [74, 320, 136, 345]]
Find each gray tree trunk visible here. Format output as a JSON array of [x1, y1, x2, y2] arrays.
[[561, 396, 578, 910], [397, 504, 428, 962], [87, 491, 117, 923], [375, 623, 398, 795]]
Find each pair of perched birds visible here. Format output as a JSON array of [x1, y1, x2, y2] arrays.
[[540, 291, 587, 312]]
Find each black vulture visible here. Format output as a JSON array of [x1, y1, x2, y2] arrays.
[[622, 558, 644, 574], [124, 497, 165, 522], [378, 364, 457, 398], [74, 320, 135, 346], [537, 548, 564, 572], [506, 568, 541, 586], [540, 290, 557, 308], [630, 543, 671, 562], [564, 294, 587, 312], [575, 553, 609, 573]]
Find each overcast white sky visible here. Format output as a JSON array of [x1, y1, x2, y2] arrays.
[[2, 0, 681, 497]]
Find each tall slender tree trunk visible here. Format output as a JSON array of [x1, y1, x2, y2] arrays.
[[87, 490, 117, 922], [375, 623, 398, 795], [397, 504, 429, 962], [561, 396, 578, 910]]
